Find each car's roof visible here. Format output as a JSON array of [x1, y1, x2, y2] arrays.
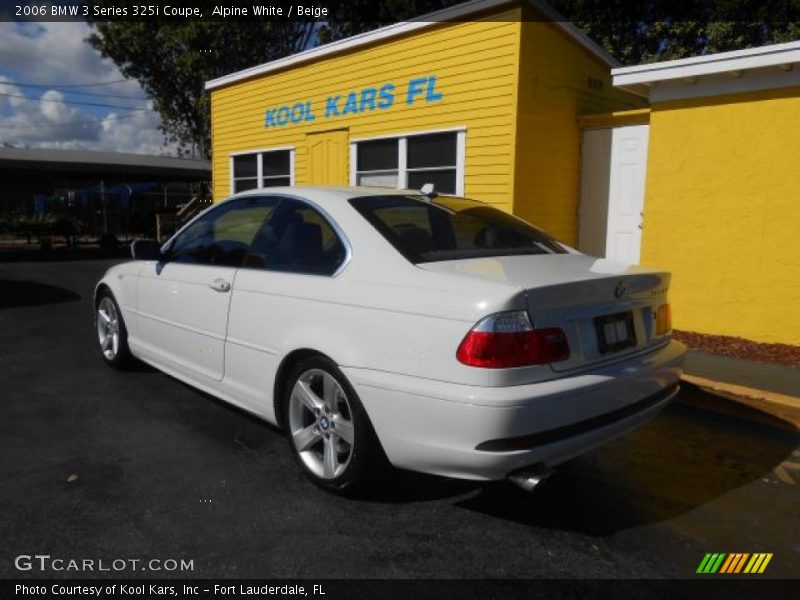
[[228, 185, 422, 205]]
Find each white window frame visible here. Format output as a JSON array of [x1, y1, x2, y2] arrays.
[[349, 127, 466, 195], [229, 146, 295, 194]]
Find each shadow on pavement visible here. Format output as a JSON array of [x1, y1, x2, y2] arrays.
[[678, 381, 800, 432], [354, 470, 481, 503], [0, 279, 81, 308], [162, 371, 799, 514], [0, 246, 130, 263], [169, 377, 482, 504], [454, 399, 799, 536]]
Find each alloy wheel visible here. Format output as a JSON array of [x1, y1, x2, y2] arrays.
[[96, 297, 120, 361], [288, 368, 355, 480]]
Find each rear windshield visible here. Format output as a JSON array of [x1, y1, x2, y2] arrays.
[[349, 195, 567, 264]]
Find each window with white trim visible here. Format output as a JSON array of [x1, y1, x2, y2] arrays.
[[232, 149, 292, 193], [353, 131, 463, 195]]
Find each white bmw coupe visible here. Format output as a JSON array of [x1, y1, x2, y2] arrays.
[[95, 187, 685, 494]]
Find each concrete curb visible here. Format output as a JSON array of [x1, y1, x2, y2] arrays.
[[682, 374, 800, 409], [680, 374, 800, 431]]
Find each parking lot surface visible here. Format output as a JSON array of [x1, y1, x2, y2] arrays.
[[1, 259, 798, 579]]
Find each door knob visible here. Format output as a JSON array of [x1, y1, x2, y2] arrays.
[[208, 278, 231, 293]]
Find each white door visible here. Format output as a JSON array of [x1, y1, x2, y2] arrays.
[[135, 196, 279, 381], [578, 124, 649, 264], [606, 124, 649, 263], [137, 262, 236, 381]]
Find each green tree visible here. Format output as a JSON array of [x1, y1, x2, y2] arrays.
[[317, 0, 461, 43], [319, 0, 799, 65], [540, 0, 799, 65], [88, 11, 315, 157]]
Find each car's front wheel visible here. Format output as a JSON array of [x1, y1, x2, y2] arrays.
[[95, 291, 134, 369], [284, 356, 386, 494]]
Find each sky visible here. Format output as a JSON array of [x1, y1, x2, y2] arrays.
[[0, 20, 174, 156]]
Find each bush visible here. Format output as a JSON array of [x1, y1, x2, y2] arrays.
[[51, 214, 87, 246], [3, 213, 87, 246], [10, 214, 41, 243]]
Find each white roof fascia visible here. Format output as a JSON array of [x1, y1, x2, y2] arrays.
[[205, 0, 619, 91], [612, 40, 800, 89]]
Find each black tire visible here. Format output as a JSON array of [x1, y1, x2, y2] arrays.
[[95, 290, 135, 369], [283, 356, 388, 495]]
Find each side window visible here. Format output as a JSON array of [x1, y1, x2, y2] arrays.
[[247, 198, 347, 276], [353, 131, 460, 194], [406, 132, 458, 194], [168, 196, 278, 267], [232, 150, 292, 193]]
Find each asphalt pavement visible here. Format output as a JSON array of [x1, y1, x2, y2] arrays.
[[1, 258, 799, 579]]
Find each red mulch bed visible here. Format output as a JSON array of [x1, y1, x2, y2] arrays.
[[674, 330, 800, 368]]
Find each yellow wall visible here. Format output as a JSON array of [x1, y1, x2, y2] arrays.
[[512, 13, 645, 244], [210, 8, 522, 211], [642, 87, 800, 345]]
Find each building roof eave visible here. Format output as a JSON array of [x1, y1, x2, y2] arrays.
[[612, 40, 800, 96], [204, 0, 619, 92], [0, 147, 210, 180]]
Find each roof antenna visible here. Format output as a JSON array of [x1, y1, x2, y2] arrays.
[[420, 183, 438, 199]]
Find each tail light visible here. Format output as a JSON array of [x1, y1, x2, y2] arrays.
[[655, 303, 672, 335], [456, 311, 569, 368]]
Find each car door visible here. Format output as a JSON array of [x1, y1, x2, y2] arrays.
[[136, 196, 279, 381], [222, 197, 349, 420]]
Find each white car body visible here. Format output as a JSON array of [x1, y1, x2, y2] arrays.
[[96, 186, 685, 482]]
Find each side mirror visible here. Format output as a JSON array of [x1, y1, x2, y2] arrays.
[[131, 239, 164, 261]]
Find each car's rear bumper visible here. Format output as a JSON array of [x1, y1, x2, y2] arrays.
[[343, 340, 685, 481]]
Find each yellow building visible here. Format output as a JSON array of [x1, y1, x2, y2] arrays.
[[609, 42, 800, 345], [205, 0, 642, 244], [206, 0, 799, 346]]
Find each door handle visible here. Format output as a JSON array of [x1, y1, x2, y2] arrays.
[[208, 278, 231, 293]]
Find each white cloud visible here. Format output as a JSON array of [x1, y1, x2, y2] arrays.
[[40, 90, 79, 122], [0, 20, 176, 155], [0, 76, 101, 143], [97, 110, 171, 155]]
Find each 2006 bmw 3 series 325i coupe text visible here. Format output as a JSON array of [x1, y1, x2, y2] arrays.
[[95, 187, 685, 494]]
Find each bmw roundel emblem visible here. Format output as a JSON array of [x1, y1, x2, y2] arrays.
[[614, 280, 627, 298]]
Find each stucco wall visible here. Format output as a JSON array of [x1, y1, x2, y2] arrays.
[[642, 86, 800, 345]]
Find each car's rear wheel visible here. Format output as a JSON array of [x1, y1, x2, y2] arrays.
[[95, 292, 133, 369], [284, 356, 385, 494]]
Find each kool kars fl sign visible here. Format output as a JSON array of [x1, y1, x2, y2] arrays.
[[264, 75, 443, 129]]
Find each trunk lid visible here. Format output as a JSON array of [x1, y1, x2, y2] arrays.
[[419, 254, 671, 372]]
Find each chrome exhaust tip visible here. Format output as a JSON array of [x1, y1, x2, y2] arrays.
[[507, 465, 554, 492]]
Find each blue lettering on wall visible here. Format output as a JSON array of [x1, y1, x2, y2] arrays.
[[324, 95, 341, 118], [426, 76, 443, 102], [377, 83, 395, 109], [290, 102, 305, 124], [406, 77, 428, 105], [341, 91, 359, 115], [359, 87, 377, 112], [277, 106, 290, 126], [303, 101, 315, 122], [264, 75, 441, 128]]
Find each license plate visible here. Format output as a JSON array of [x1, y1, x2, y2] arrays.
[[595, 311, 636, 354]]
